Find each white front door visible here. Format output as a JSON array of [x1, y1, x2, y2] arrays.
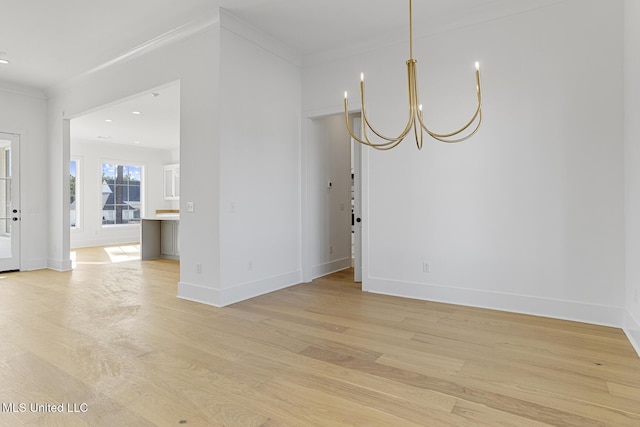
[[0, 132, 20, 272]]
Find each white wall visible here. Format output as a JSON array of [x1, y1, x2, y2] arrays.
[[44, 8, 302, 307], [0, 84, 48, 270], [70, 139, 174, 248], [303, 0, 626, 326], [209, 10, 302, 306], [624, 0, 640, 355], [46, 18, 222, 292], [306, 114, 352, 278]]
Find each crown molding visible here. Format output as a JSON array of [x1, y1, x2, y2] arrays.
[[46, 12, 220, 97], [219, 8, 301, 68], [0, 80, 46, 100]]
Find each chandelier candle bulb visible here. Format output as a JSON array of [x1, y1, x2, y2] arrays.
[[344, 0, 483, 150]]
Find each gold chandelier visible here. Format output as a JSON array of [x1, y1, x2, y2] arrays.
[[344, 0, 483, 150]]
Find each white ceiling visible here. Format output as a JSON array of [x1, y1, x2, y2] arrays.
[[0, 0, 218, 90], [70, 82, 180, 150], [0, 0, 553, 151], [0, 0, 550, 91]]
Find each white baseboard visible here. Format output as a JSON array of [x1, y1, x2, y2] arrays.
[[311, 257, 351, 280], [47, 258, 73, 272], [178, 281, 223, 307], [364, 276, 624, 328], [624, 309, 640, 358], [179, 270, 302, 308], [70, 237, 139, 249], [20, 258, 47, 271]]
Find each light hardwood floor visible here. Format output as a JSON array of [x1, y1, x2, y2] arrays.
[[1, 246, 640, 426]]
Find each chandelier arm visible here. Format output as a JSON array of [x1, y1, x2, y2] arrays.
[[344, 104, 367, 144], [418, 99, 482, 139], [370, 138, 405, 150], [412, 113, 423, 150], [344, 98, 405, 148], [359, 78, 415, 144], [413, 55, 483, 140], [362, 109, 404, 147], [362, 112, 413, 145], [344, 99, 378, 146], [408, 59, 423, 150], [428, 109, 483, 143]]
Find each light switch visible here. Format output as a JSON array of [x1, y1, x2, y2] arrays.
[[186, 202, 194, 212]]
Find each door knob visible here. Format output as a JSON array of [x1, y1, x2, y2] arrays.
[[356, 218, 361, 223]]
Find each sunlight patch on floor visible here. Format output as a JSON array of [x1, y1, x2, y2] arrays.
[[71, 244, 141, 267], [104, 244, 141, 263]]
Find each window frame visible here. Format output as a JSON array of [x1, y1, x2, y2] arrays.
[[70, 158, 80, 230], [99, 161, 145, 228]]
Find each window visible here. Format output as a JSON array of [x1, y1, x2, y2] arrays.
[[2, 146, 11, 236], [70, 160, 78, 228], [101, 163, 142, 225]]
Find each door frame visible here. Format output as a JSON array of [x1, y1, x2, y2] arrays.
[[301, 108, 369, 285]]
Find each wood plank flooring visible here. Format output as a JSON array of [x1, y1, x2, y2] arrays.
[[1, 246, 640, 426]]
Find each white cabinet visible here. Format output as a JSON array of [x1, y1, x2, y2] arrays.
[[141, 218, 179, 261], [160, 220, 179, 258], [163, 164, 180, 200]]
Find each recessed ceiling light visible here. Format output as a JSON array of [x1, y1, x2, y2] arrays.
[[134, 141, 140, 144], [105, 119, 113, 123], [132, 111, 141, 115], [151, 93, 160, 98], [0, 59, 9, 65]]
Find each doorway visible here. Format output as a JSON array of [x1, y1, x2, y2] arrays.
[[0, 132, 20, 272], [305, 112, 362, 284], [68, 81, 180, 251]]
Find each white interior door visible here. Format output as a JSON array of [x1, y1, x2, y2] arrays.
[[352, 117, 362, 282], [0, 132, 20, 272]]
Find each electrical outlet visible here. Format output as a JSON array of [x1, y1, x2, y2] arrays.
[[196, 263, 202, 274], [248, 261, 253, 271], [422, 262, 430, 273]]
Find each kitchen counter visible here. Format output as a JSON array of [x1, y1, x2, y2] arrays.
[[142, 214, 180, 220]]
